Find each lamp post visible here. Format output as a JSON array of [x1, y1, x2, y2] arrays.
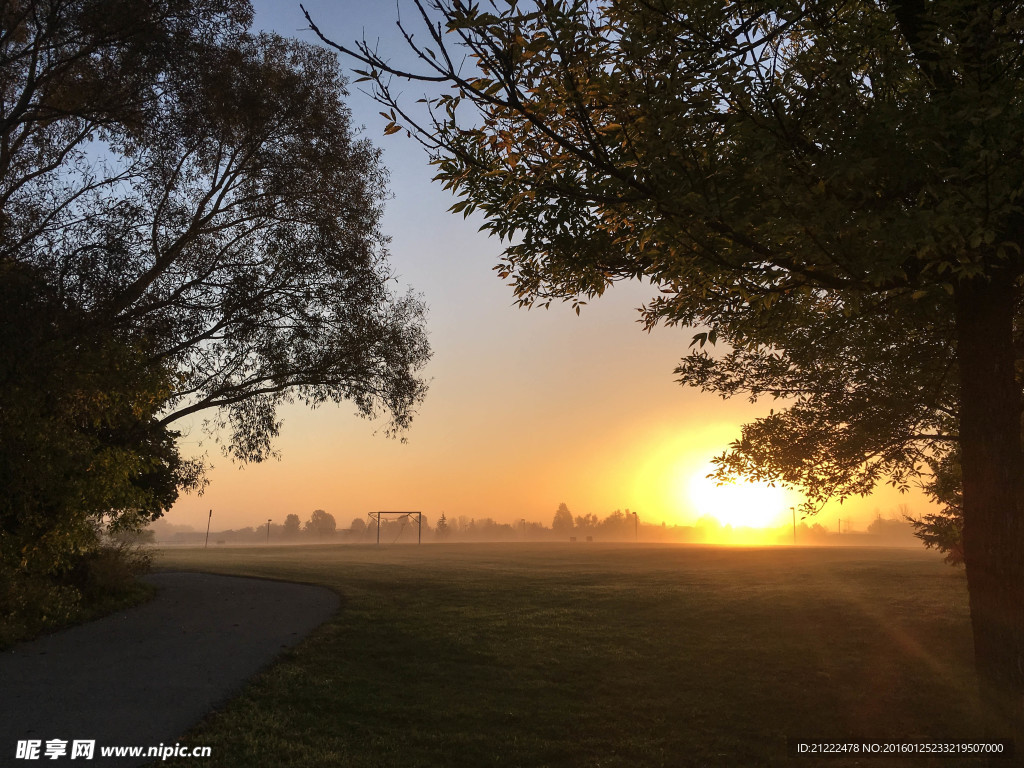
[[204, 509, 212, 549], [266, 518, 271, 544], [791, 506, 796, 545]]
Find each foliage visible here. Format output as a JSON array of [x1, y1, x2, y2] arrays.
[[303, 0, 1019, 514], [908, 511, 964, 565], [0, 261, 184, 641], [674, 294, 965, 559], [3, 0, 431, 464], [0, 263, 202, 575], [907, 448, 965, 565], [308, 0, 1024, 730], [550, 502, 574, 533], [282, 514, 302, 539], [309, 1, 1019, 304], [1, 0, 429, 625], [0, 535, 155, 649], [303, 509, 337, 538], [677, 299, 956, 500]]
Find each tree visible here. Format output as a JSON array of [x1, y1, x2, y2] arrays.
[[2, 0, 431, 606], [307, 0, 1024, 735], [0, 261, 201, 632], [600, 509, 637, 540], [304, 509, 336, 539], [551, 502, 574, 535], [676, 299, 955, 500], [1, 2, 240, 564], [674, 291, 966, 560], [573, 513, 598, 533], [668, 259, 976, 558], [866, 514, 917, 544], [282, 514, 302, 539], [0, 262, 201, 580], [907, 448, 965, 564], [3, 0, 430, 466], [435, 512, 450, 539]]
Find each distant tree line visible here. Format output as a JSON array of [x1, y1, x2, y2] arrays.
[[154, 503, 922, 547]]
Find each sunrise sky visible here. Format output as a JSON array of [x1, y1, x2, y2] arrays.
[[166, 0, 935, 535]]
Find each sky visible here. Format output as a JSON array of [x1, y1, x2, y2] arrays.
[[166, 0, 935, 535]]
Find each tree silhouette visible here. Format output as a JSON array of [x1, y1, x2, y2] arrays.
[[1, 0, 430, 613], [304, 510, 337, 539], [551, 503, 574, 535], [3, 0, 430, 466], [282, 514, 301, 539], [0, 263, 200, 588]]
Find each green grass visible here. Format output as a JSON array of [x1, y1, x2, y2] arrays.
[[154, 543, 987, 768]]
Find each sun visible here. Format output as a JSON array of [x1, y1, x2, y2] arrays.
[[686, 464, 789, 528]]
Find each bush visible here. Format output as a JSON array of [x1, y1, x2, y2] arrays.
[[0, 539, 154, 649], [68, 539, 154, 600]]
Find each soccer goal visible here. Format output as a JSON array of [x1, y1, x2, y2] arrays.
[[367, 511, 423, 544]]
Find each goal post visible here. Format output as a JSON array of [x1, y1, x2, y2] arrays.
[[368, 511, 423, 544]]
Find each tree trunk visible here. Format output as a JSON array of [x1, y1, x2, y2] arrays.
[[955, 270, 1024, 752]]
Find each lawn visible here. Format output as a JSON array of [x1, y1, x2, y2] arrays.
[[153, 543, 989, 767]]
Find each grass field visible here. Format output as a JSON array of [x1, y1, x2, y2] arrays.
[[154, 543, 991, 767]]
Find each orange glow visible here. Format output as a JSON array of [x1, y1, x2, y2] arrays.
[[686, 463, 792, 529], [160, 0, 943, 534]]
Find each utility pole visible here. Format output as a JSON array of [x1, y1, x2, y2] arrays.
[[205, 509, 212, 549]]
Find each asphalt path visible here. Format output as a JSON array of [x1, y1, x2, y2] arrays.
[[0, 571, 339, 766]]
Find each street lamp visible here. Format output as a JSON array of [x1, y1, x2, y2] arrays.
[[266, 518, 272, 544]]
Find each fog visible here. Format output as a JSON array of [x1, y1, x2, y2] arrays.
[[148, 506, 923, 549]]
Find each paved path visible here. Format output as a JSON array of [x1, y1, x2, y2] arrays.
[[0, 572, 339, 766]]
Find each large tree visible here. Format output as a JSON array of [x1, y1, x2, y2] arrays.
[[307, 0, 1024, 739], [3, 0, 430, 462], [1, 0, 430, 604], [551, 501, 575, 534], [304, 509, 337, 538], [0, 261, 200, 587], [2, 0, 429, 477]]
